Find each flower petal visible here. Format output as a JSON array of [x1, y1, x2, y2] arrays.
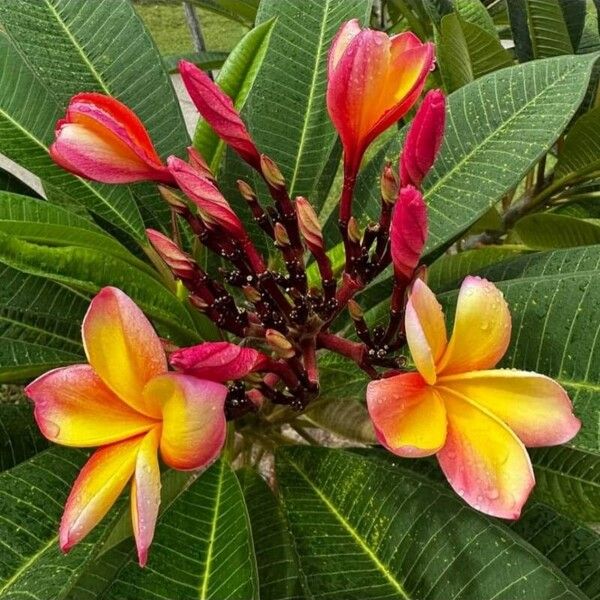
[[169, 341, 269, 381], [131, 427, 161, 567], [60, 435, 143, 552], [436, 388, 535, 519], [367, 372, 447, 457], [438, 370, 580, 447], [437, 277, 511, 376], [25, 364, 157, 447], [82, 287, 167, 418], [143, 373, 227, 470], [405, 278, 447, 384], [328, 19, 361, 73]]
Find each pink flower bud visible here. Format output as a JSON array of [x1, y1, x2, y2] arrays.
[[380, 162, 398, 205], [260, 154, 285, 188], [390, 185, 428, 282], [265, 329, 296, 359], [50, 93, 173, 184], [296, 196, 324, 255], [178, 60, 261, 169], [187, 146, 215, 181], [167, 156, 245, 239], [400, 89, 446, 188], [170, 341, 269, 382], [146, 229, 196, 279]]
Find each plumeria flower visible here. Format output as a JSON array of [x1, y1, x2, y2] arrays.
[[367, 277, 580, 519], [50, 93, 173, 184], [327, 19, 434, 176], [25, 287, 228, 566]]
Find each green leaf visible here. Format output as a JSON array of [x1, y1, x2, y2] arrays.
[[527, 0, 574, 58], [0, 263, 85, 382], [506, 0, 534, 61], [422, 0, 453, 26], [0, 401, 48, 471], [162, 51, 229, 73], [514, 213, 600, 249], [0, 34, 146, 242], [0, 233, 200, 345], [454, 0, 498, 37], [511, 501, 600, 599], [352, 53, 598, 261], [555, 104, 600, 182], [0, 165, 41, 198], [105, 459, 259, 600], [193, 19, 276, 171], [427, 246, 529, 293], [558, 0, 586, 51], [0, 447, 127, 600], [238, 468, 307, 600], [530, 446, 600, 522], [276, 446, 586, 600]]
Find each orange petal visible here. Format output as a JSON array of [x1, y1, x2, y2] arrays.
[[82, 287, 167, 418], [367, 372, 447, 457], [436, 388, 535, 519], [131, 427, 161, 567], [405, 278, 447, 384], [60, 435, 143, 552], [328, 19, 361, 73], [25, 365, 158, 447], [437, 277, 511, 376], [143, 373, 227, 470], [438, 370, 580, 447]]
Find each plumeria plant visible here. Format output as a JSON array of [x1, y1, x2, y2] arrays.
[[0, 1, 599, 599]]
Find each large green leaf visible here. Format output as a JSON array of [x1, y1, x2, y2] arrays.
[[0, 447, 127, 600], [514, 213, 600, 249], [276, 446, 585, 600], [0, 263, 85, 382], [0, 233, 200, 345], [351, 53, 597, 260], [0, 402, 48, 471], [454, 0, 498, 37], [506, 0, 534, 62], [238, 468, 307, 600], [193, 19, 276, 171], [105, 459, 259, 600], [527, 0, 574, 58]]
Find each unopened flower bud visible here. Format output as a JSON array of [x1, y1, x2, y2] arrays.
[[274, 222, 290, 247], [237, 179, 257, 203], [242, 285, 261, 303], [260, 154, 285, 188], [265, 329, 295, 358], [347, 216, 361, 244], [158, 185, 187, 213], [146, 229, 196, 280], [187, 146, 214, 181], [347, 299, 363, 321], [189, 295, 209, 310], [296, 196, 324, 254], [380, 162, 398, 205]]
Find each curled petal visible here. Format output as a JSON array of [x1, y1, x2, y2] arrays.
[[390, 185, 428, 283], [60, 435, 144, 552], [167, 156, 245, 239], [405, 278, 447, 384], [131, 427, 161, 567], [437, 277, 511, 376], [437, 388, 535, 519], [169, 341, 269, 381], [439, 370, 580, 447], [178, 61, 260, 168], [144, 373, 227, 470], [82, 287, 167, 418], [25, 364, 157, 447], [50, 93, 172, 184], [328, 19, 361, 73], [367, 372, 447, 457]]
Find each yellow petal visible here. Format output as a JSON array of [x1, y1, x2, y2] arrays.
[[437, 277, 511, 376], [438, 370, 580, 447], [82, 287, 167, 417], [405, 278, 447, 384], [26, 364, 157, 447], [131, 427, 161, 567], [436, 387, 534, 519], [367, 372, 447, 457], [60, 435, 143, 552]]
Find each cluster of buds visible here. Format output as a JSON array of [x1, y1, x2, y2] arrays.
[[49, 20, 444, 419]]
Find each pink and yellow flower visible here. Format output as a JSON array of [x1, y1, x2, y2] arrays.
[[50, 93, 173, 185], [327, 20, 435, 175], [25, 287, 227, 566], [367, 277, 580, 519]]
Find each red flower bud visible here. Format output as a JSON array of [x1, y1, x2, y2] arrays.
[[146, 229, 196, 279], [380, 162, 398, 205], [390, 185, 428, 282], [260, 154, 285, 188], [400, 89, 446, 188], [296, 197, 324, 255], [265, 329, 296, 359], [178, 60, 261, 169], [167, 156, 245, 239], [187, 146, 215, 181]]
